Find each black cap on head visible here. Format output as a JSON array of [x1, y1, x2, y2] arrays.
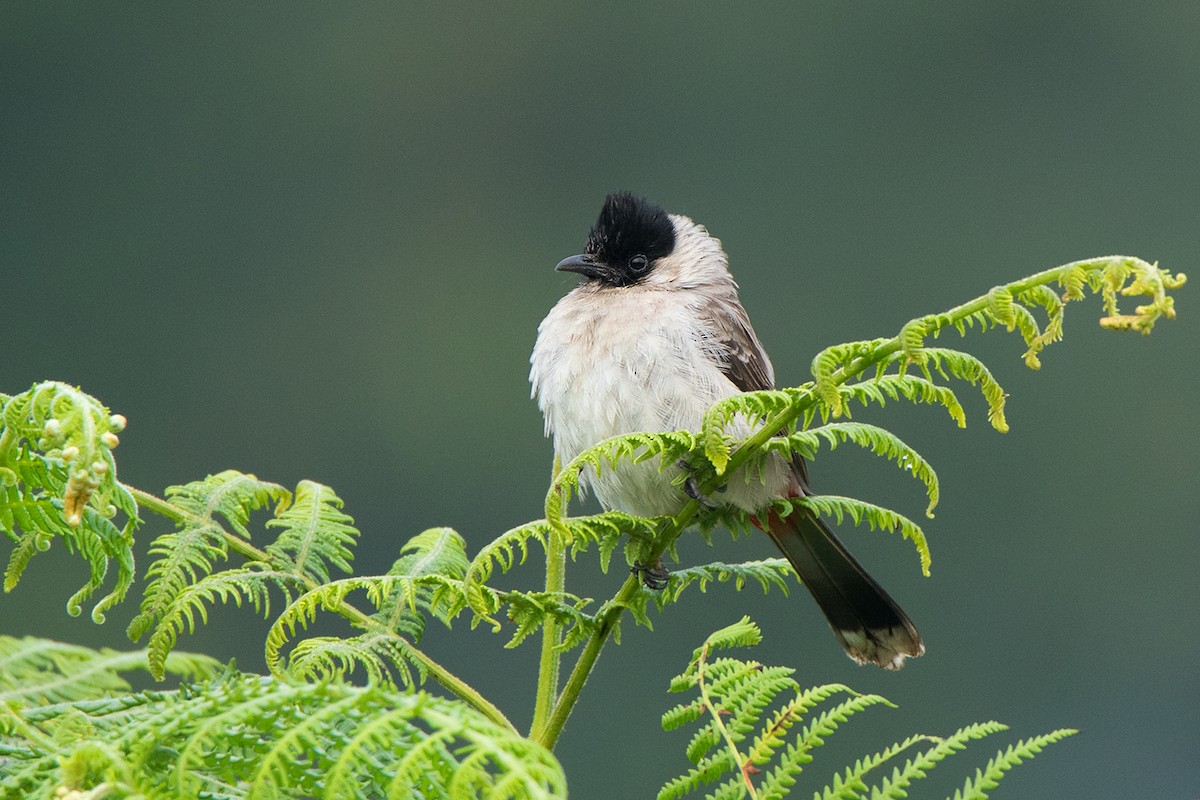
[[585, 193, 676, 268]]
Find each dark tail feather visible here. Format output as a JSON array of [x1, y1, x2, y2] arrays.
[[758, 506, 924, 670]]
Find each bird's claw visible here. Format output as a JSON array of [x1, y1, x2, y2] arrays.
[[632, 557, 670, 591], [686, 472, 720, 510]]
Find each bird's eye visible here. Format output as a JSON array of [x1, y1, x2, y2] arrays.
[[629, 254, 650, 274]]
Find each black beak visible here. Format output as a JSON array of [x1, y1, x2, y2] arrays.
[[555, 253, 607, 280]]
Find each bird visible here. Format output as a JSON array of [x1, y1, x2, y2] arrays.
[[529, 192, 923, 670]]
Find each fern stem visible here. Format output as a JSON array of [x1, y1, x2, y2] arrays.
[[123, 484, 519, 734], [530, 457, 567, 740], [0, 425, 15, 459], [696, 641, 760, 800], [825, 256, 1153, 387], [127, 486, 270, 565], [536, 571, 639, 749], [530, 528, 567, 740]]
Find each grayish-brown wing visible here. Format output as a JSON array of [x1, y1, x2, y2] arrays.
[[702, 293, 811, 491], [704, 294, 775, 393]]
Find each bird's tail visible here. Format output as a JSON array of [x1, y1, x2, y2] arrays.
[[755, 505, 924, 670]]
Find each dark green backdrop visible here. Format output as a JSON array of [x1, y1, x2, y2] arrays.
[[3, 4, 1197, 798]]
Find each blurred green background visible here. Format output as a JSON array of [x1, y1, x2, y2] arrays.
[[3, 4, 1197, 798]]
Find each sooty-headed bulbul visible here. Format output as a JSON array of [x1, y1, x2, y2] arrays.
[[529, 193, 923, 669]]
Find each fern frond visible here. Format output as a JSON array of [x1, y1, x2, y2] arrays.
[[0, 635, 220, 706], [947, 728, 1077, 800], [127, 471, 288, 647], [392, 525, 469, 580], [654, 559, 795, 612], [466, 518, 554, 586], [1013, 285, 1065, 368], [756, 692, 894, 798], [1, 450, 136, 622], [812, 339, 893, 416], [912, 347, 1008, 433], [466, 512, 668, 617], [1090, 256, 1183, 334], [500, 589, 598, 651], [174, 677, 564, 800], [770, 421, 939, 516], [661, 621, 1073, 800], [657, 750, 740, 800], [260, 533, 441, 684], [242, 688, 366, 799], [671, 616, 763, 688], [838, 374, 967, 428], [3, 638, 562, 800], [285, 631, 429, 686], [264, 479, 359, 583], [565, 510, 667, 572], [741, 683, 860, 772], [272, 573, 597, 687], [869, 721, 1008, 798], [778, 495, 931, 576], [701, 389, 803, 474], [144, 565, 307, 680], [162, 469, 291, 539], [813, 733, 932, 800], [265, 528, 468, 683], [0, 381, 135, 528], [547, 430, 698, 531], [266, 575, 436, 684], [376, 525, 471, 626]]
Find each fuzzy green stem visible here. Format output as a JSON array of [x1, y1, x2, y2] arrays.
[[696, 642, 759, 799], [529, 527, 567, 740], [536, 570, 642, 749], [124, 484, 518, 734], [531, 457, 567, 739], [0, 426, 15, 459]]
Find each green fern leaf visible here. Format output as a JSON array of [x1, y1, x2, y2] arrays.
[[756, 693, 894, 798], [286, 631, 428, 686], [916, 347, 1009, 433], [655, 559, 795, 612], [2, 638, 564, 800], [2, 528, 50, 593], [127, 471, 288, 653], [772, 421, 939, 516], [868, 721, 1009, 798], [778, 495, 932, 576], [661, 621, 1073, 800], [144, 565, 306, 681], [466, 519, 553, 587], [0, 635, 220, 706], [378, 526, 470, 626], [502, 589, 598, 651], [742, 683, 859, 772], [0, 382, 135, 530], [701, 389, 797, 474], [814, 734, 933, 800], [264, 479, 359, 583], [163, 469, 290, 539], [947, 728, 1077, 800], [266, 575, 432, 684], [1, 453, 136, 621], [566, 510, 666, 573], [267, 528, 470, 684], [839, 374, 967, 428], [547, 430, 698, 532]]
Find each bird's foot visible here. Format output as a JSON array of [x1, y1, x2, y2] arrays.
[[632, 557, 670, 591], [679, 462, 722, 509]]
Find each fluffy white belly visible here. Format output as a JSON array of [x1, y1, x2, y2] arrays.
[[531, 288, 789, 517]]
